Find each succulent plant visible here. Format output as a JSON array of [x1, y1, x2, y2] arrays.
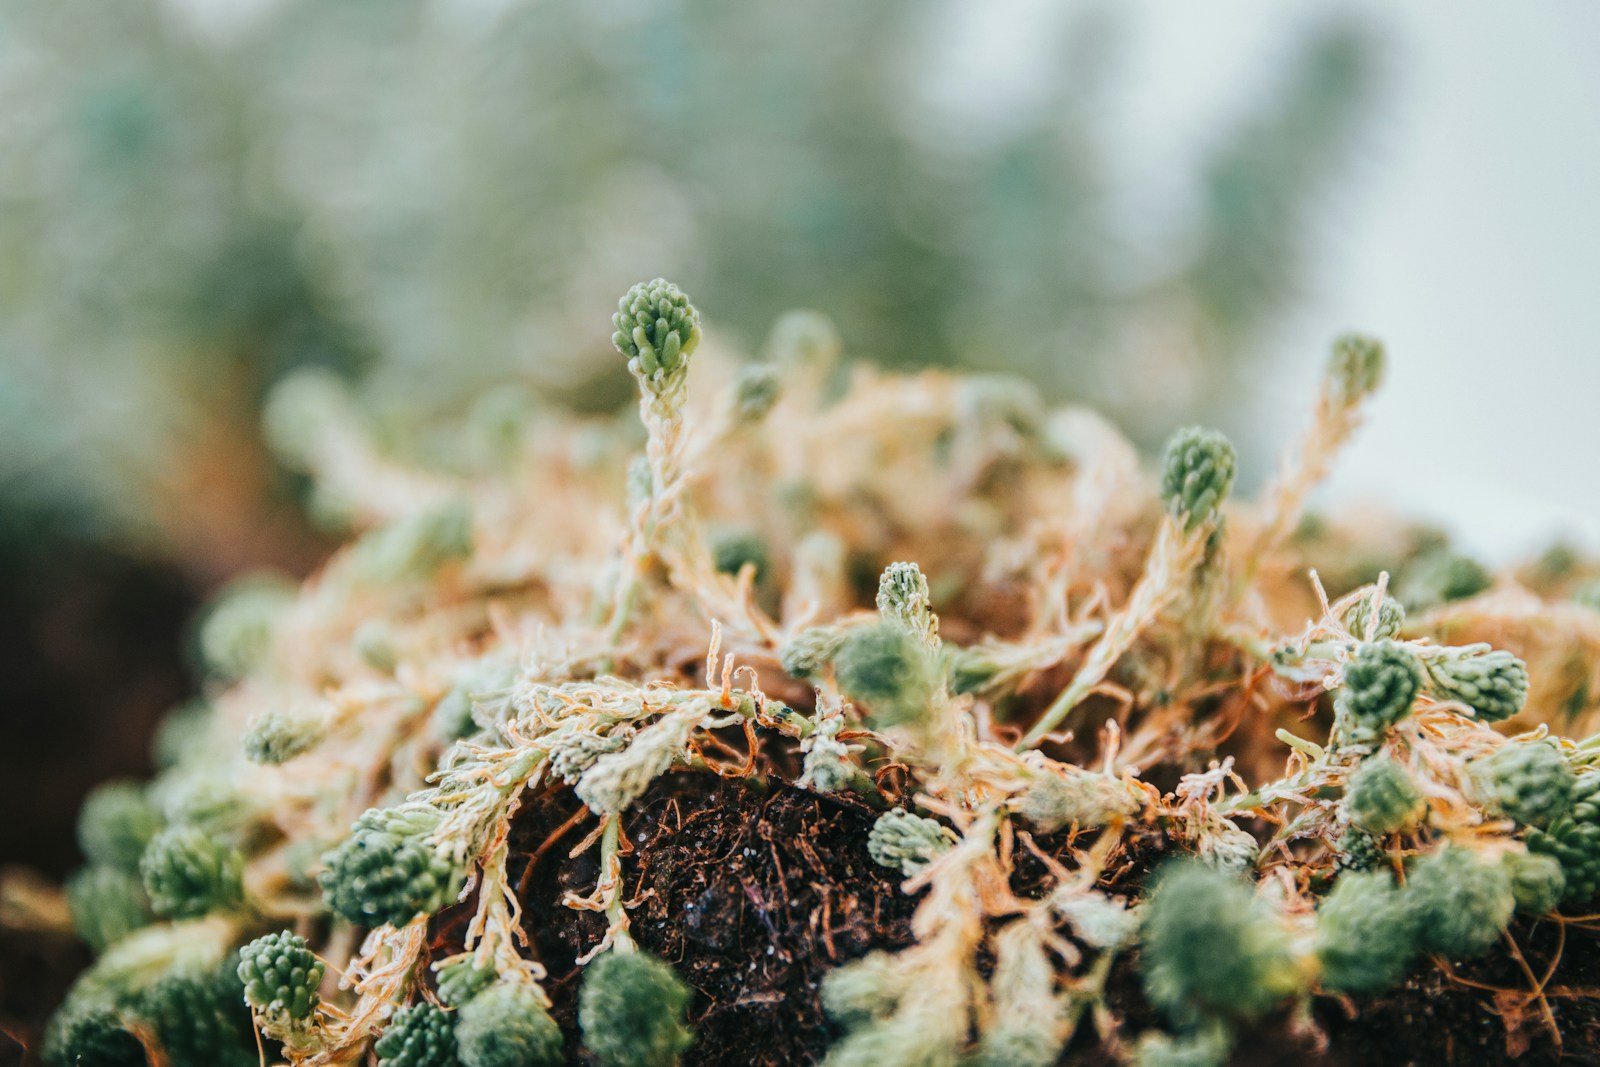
[[1475, 741, 1576, 827], [1336, 641, 1424, 740], [579, 950, 694, 1067], [238, 931, 325, 1022], [318, 804, 465, 929], [455, 981, 565, 1067], [1344, 756, 1426, 835], [375, 1003, 460, 1067]]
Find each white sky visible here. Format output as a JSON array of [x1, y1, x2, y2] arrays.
[[1113, 1, 1600, 559]]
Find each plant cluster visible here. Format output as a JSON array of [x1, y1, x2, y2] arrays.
[[38, 282, 1600, 1067]]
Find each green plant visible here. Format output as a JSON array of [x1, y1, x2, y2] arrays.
[[375, 1003, 460, 1067], [1335, 641, 1424, 741], [238, 931, 325, 1023], [455, 981, 565, 1067], [579, 950, 694, 1067], [318, 804, 466, 928], [1406, 847, 1514, 959], [1344, 756, 1425, 835], [1314, 871, 1418, 994], [139, 826, 244, 918], [1475, 741, 1576, 827]]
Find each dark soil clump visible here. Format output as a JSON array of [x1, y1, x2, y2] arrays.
[[436, 774, 919, 1066]]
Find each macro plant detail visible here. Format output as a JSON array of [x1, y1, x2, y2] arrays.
[[33, 281, 1600, 1067]]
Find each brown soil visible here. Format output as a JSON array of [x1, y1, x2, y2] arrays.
[[432, 775, 1600, 1067]]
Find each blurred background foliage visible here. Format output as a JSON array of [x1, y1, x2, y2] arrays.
[[0, 0, 1379, 586], [0, 0, 1378, 884]]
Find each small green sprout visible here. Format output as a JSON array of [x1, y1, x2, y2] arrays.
[[779, 625, 847, 682], [1339, 586, 1405, 640], [375, 1003, 460, 1067], [1139, 861, 1302, 1025], [1013, 759, 1140, 834], [135, 963, 257, 1067], [318, 803, 465, 928], [1159, 427, 1237, 532], [77, 780, 164, 873], [574, 712, 698, 816], [763, 308, 841, 369], [732, 363, 782, 421], [1475, 741, 1575, 827], [612, 278, 702, 385], [1406, 846, 1514, 959], [710, 529, 770, 583], [1133, 1021, 1233, 1067], [238, 931, 324, 1023], [1314, 870, 1419, 994], [66, 866, 151, 954], [1327, 332, 1385, 405], [799, 718, 865, 794], [1333, 827, 1383, 872], [832, 623, 937, 728], [197, 571, 296, 682], [1424, 646, 1530, 722], [1528, 772, 1600, 904], [866, 809, 958, 876], [456, 981, 565, 1067], [579, 949, 694, 1067], [1344, 756, 1426, 835], [434, 958, 496, 1007], [1503, 849, 1566, 916], [242, 707, 326, 765], [348, 500, 475, 585], [1396, 548, 1492, 611], [820, 951, 903, 1029], [1335, 640, 1423, 740], [1196, 820, 1262, 873], [139, 826, 244, 918], [42, 1000, 144, 1067], [546, 726, 628, 785], [875, 561, 938, 647]]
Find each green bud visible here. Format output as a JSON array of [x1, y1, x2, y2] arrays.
[[1475, 741, 1575, 827], [1159, 427, 1237, 532], [875, 561, 938, 646], [238, 931, 324, 1023], [866, 809, 957, 876], [434, 958, 496, 1007], [318, 804, 465, 929], [197, 572, 296, 682], [732, 363, 782, 421], [1339, 586, 1405, 640], [1396, 549, 1491, 611], [612, 279, 701, 383], [1503, 849, 1566, 916], [1139, 861, 1301, 1024], [134, 962, 256, 1067], [77, 781, 164, 873], [1327, 332, 1385, 405], [779, 625, 846, 682], [1344, 756, 1425, 835], [456, 981, 564, 1067], [348, 501, 475, 585], [42, 1000, 144, 1067], [1527, 772, 1600, 904], [763, 309, 841, 370], [1133, 1022, 1233, 1067], [833, 623, 937, 728], [1333, 827, 1383, 873], [1014, 759, 1140, 834], [1424, 646, 1529, 723], [1406, 846, 1514, 959], [1314, 870, 1419, 994], [352, 619, 399, 673], [574, 712, 698, 817], [1335, 641, 1423, 739], [820, 951, 902, 1028], [66, 866, 151, 954], [140, 826, 244, 919], [375, 1003, 460, 1067], [710, 529, 770, 583], [243, 707, 326, 766], [579, 949, 694, 1067]]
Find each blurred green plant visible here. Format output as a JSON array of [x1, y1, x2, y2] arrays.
[[0, 0, 1378, 576]]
